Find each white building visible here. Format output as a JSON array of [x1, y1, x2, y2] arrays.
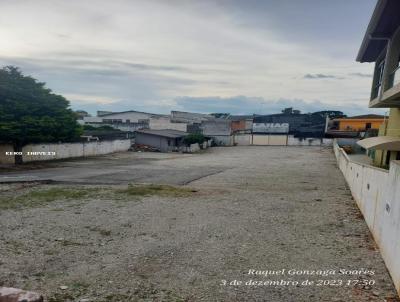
[[81, 110, 187, 132]]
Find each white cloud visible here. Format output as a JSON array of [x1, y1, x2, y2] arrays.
[[0, 0, 376, 114], [62, 94, 118, 105]]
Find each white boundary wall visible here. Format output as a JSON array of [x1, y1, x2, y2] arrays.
[[233, 134, 252, 146], [232, 134, 333, 146], [334, 140, 400, 294], [0, 139, 132, 164], [288, 136, 332, 146]]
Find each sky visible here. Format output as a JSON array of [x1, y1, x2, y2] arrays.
[[0, 0, 385, 116]]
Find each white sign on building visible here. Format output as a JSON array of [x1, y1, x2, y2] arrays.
[[252, 123, 289, 134]]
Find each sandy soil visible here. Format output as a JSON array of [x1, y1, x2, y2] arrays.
[[0, 146, 398, 302]]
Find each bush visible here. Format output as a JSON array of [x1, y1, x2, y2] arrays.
[[183, 133, 205, 145], [83, 125, 118, 131]]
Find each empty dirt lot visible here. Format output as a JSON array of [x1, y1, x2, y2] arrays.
[[0, 146, 398, 302]]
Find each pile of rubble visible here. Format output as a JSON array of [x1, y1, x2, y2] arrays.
[[0, 287, 43, 302], [341, 145, 354, 154], [130, 144, 160, 152]]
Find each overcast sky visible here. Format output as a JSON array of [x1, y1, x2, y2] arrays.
[[0, 0, 384, 116]]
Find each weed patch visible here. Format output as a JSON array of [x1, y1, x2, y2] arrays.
[[118, 184, 196, 198], [0, 187, 89, 210]]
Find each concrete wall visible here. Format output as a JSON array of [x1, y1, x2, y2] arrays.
[[233, 134, 252, 146], [201, 120, 232, 136], [231, 134, 332, 146], [231, 119, 253, 132], [211, 135, 233, 146], [287, 136, 333, 146], [171, 111, 213, 123], [181, 140, 211, 153], [252, 134, 288, 145], [0, 140, 132, 164], [334, 141, 400, 295], [189, 143, 200, 152], [149, 117, 187, 131]]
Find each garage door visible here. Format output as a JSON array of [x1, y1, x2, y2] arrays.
[[268, 135, 288, 145], [252, 134, 288, 146], [252, 135, 269, 145]]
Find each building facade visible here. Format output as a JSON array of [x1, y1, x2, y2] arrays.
[[200, 120, 233, 146], [135, 129, 188, 152], [333, 115, 384, 131], [356, 0, 400, 167], [228, 115, 254, 133], [81, 110, 188, 133], [253, 110, 327, 138]]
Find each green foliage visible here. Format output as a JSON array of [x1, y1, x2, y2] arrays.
[[183, 133, 205, 145], [83, 124, 117, 131], [82, 124, 97, 130], [0, 66, 82, 147], [210, 113, 230, 118]]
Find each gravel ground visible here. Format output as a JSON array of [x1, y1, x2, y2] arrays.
[[0, 146, 398, 302]]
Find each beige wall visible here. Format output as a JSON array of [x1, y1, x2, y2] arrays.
[[252, 135, 287, 146], [268, 135, 288, 145], [149, 117, 187, 131], [374, 109, 400, 167], [386, 108, 400, 137], [252, 135, 269, 145]]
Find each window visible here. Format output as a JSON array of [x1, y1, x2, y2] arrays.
[[388, 54, 400, 89], [103, 119, 122, 124], [372, 59, 385, 99], [386, 151, 391, 166], [365, 123, 372, 130], [368, 149, 376, 160]]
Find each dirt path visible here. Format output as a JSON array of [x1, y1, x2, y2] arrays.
[[0, 147, 398, 301]]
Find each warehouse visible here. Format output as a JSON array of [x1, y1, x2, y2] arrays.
[[135, 129, 188, 152]]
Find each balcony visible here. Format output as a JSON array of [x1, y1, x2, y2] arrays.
[[388, 66, 400, 89], [369, 68, 400, 108], [371, 83, 382, 101]]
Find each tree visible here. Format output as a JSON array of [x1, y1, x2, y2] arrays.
[[183, 133, 205, 145], [0, 66, 82, 164], [312, 110, 346, 119], [210, 113, 230, 119], [83, 124, 117, 131]]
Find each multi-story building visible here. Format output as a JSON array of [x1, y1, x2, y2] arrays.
[[228, 115, 254, 133], [81, 110, 188, 132], [253, 108, 327, 138], [331, 114, 384, 131], [357, 0, 400, 167]]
